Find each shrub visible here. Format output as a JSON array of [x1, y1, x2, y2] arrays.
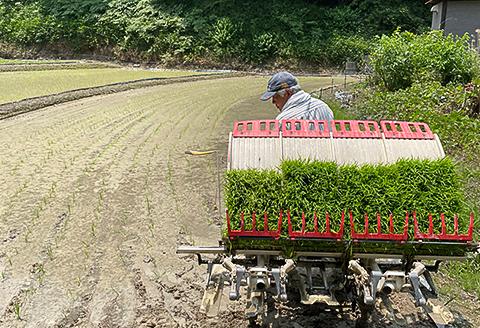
[[0, 2, 59, 45], [249, 32, 277, 63], [323, 35, 371, 67], [353, 81, 480, 158], [369, 30, 480, 91], [209, 17, 240, 60]]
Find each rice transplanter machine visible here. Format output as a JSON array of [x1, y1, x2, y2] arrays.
[[177, 119, 477, 327]]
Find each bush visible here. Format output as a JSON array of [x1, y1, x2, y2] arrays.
[[353, 81, 480, 158], [99, 0, 194, 61], [209, 17, 240, 60], [323, 35, 371, 67], [0, 2, 59, 45], [250, 32, 277, 63], [370, 30, 480, 91]]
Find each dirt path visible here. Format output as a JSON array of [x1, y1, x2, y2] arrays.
[[0, 76, 453, 327]]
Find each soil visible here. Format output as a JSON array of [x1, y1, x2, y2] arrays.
[[0, 75, 475, 328]]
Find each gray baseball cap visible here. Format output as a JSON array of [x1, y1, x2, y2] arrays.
[[260, 71, 299, 101]]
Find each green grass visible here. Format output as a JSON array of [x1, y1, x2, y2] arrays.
[[324, 98, 356, 120], [0, 68, 212, 104]]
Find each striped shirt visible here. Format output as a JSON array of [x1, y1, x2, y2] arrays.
[[275, 90, 334, 122]]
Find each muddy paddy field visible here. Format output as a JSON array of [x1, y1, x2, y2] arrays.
[[0, 64, 477, 327]]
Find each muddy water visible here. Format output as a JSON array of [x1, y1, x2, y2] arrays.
[[0, 76, 441, 327]]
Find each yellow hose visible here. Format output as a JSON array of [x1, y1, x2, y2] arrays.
[[185, 150, 216, 156]]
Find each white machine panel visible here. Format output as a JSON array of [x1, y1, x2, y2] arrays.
[[228, 134, 446, 170], [383, 136, 445, 163], [332, 138, 387, 165], [229, 136, 282, 170], [283, 138, 334, 163]]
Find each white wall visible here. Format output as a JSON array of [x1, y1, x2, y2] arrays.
[[431, 3, 443, 30], [445, 1, 480, 36]]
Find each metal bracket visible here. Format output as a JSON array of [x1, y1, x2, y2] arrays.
[[271, 268, 287, 302], [409, 262, 426, 306], [348, 260, 374, 305], [230, 266, 246, 301], [206, 260, 214, 287], [370, 270, 383, 300]]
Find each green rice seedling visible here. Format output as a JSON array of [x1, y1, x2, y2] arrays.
[[281, 160, 341, 232], [13, 302, 21, 320], [46, 245, 54, 261], [395, 158, 468, 234], [224, 158, 468, 244], [338, 163, 403, 234], [91, 222, 96, 237], [225, 169, 283, 231], [35, 263, 46, 285]]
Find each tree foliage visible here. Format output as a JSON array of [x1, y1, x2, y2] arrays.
[[0, 0, 431, 67]]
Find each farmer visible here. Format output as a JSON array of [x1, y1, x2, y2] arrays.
[[260, 71, 334, 121]]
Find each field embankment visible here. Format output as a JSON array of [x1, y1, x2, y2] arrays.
[[0, 60, 119, 72]]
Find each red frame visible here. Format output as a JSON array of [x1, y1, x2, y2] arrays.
[[226, 210, 282, 239], [413, 213, 474, 241], [287, 211, 345, 240], [281, 120, 330, 138], [226, 210, 474, 243], [380, 121, 434, 140], [331, 120, 382, 139], [232, 120, 436, 140], [350, 212, 409, 241], [233, 120, 280, 137]]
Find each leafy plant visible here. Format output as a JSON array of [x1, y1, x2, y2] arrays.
[[209, 17, 239, 60], [353, 81, 480, 159], [369, 30, 480, 91]]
